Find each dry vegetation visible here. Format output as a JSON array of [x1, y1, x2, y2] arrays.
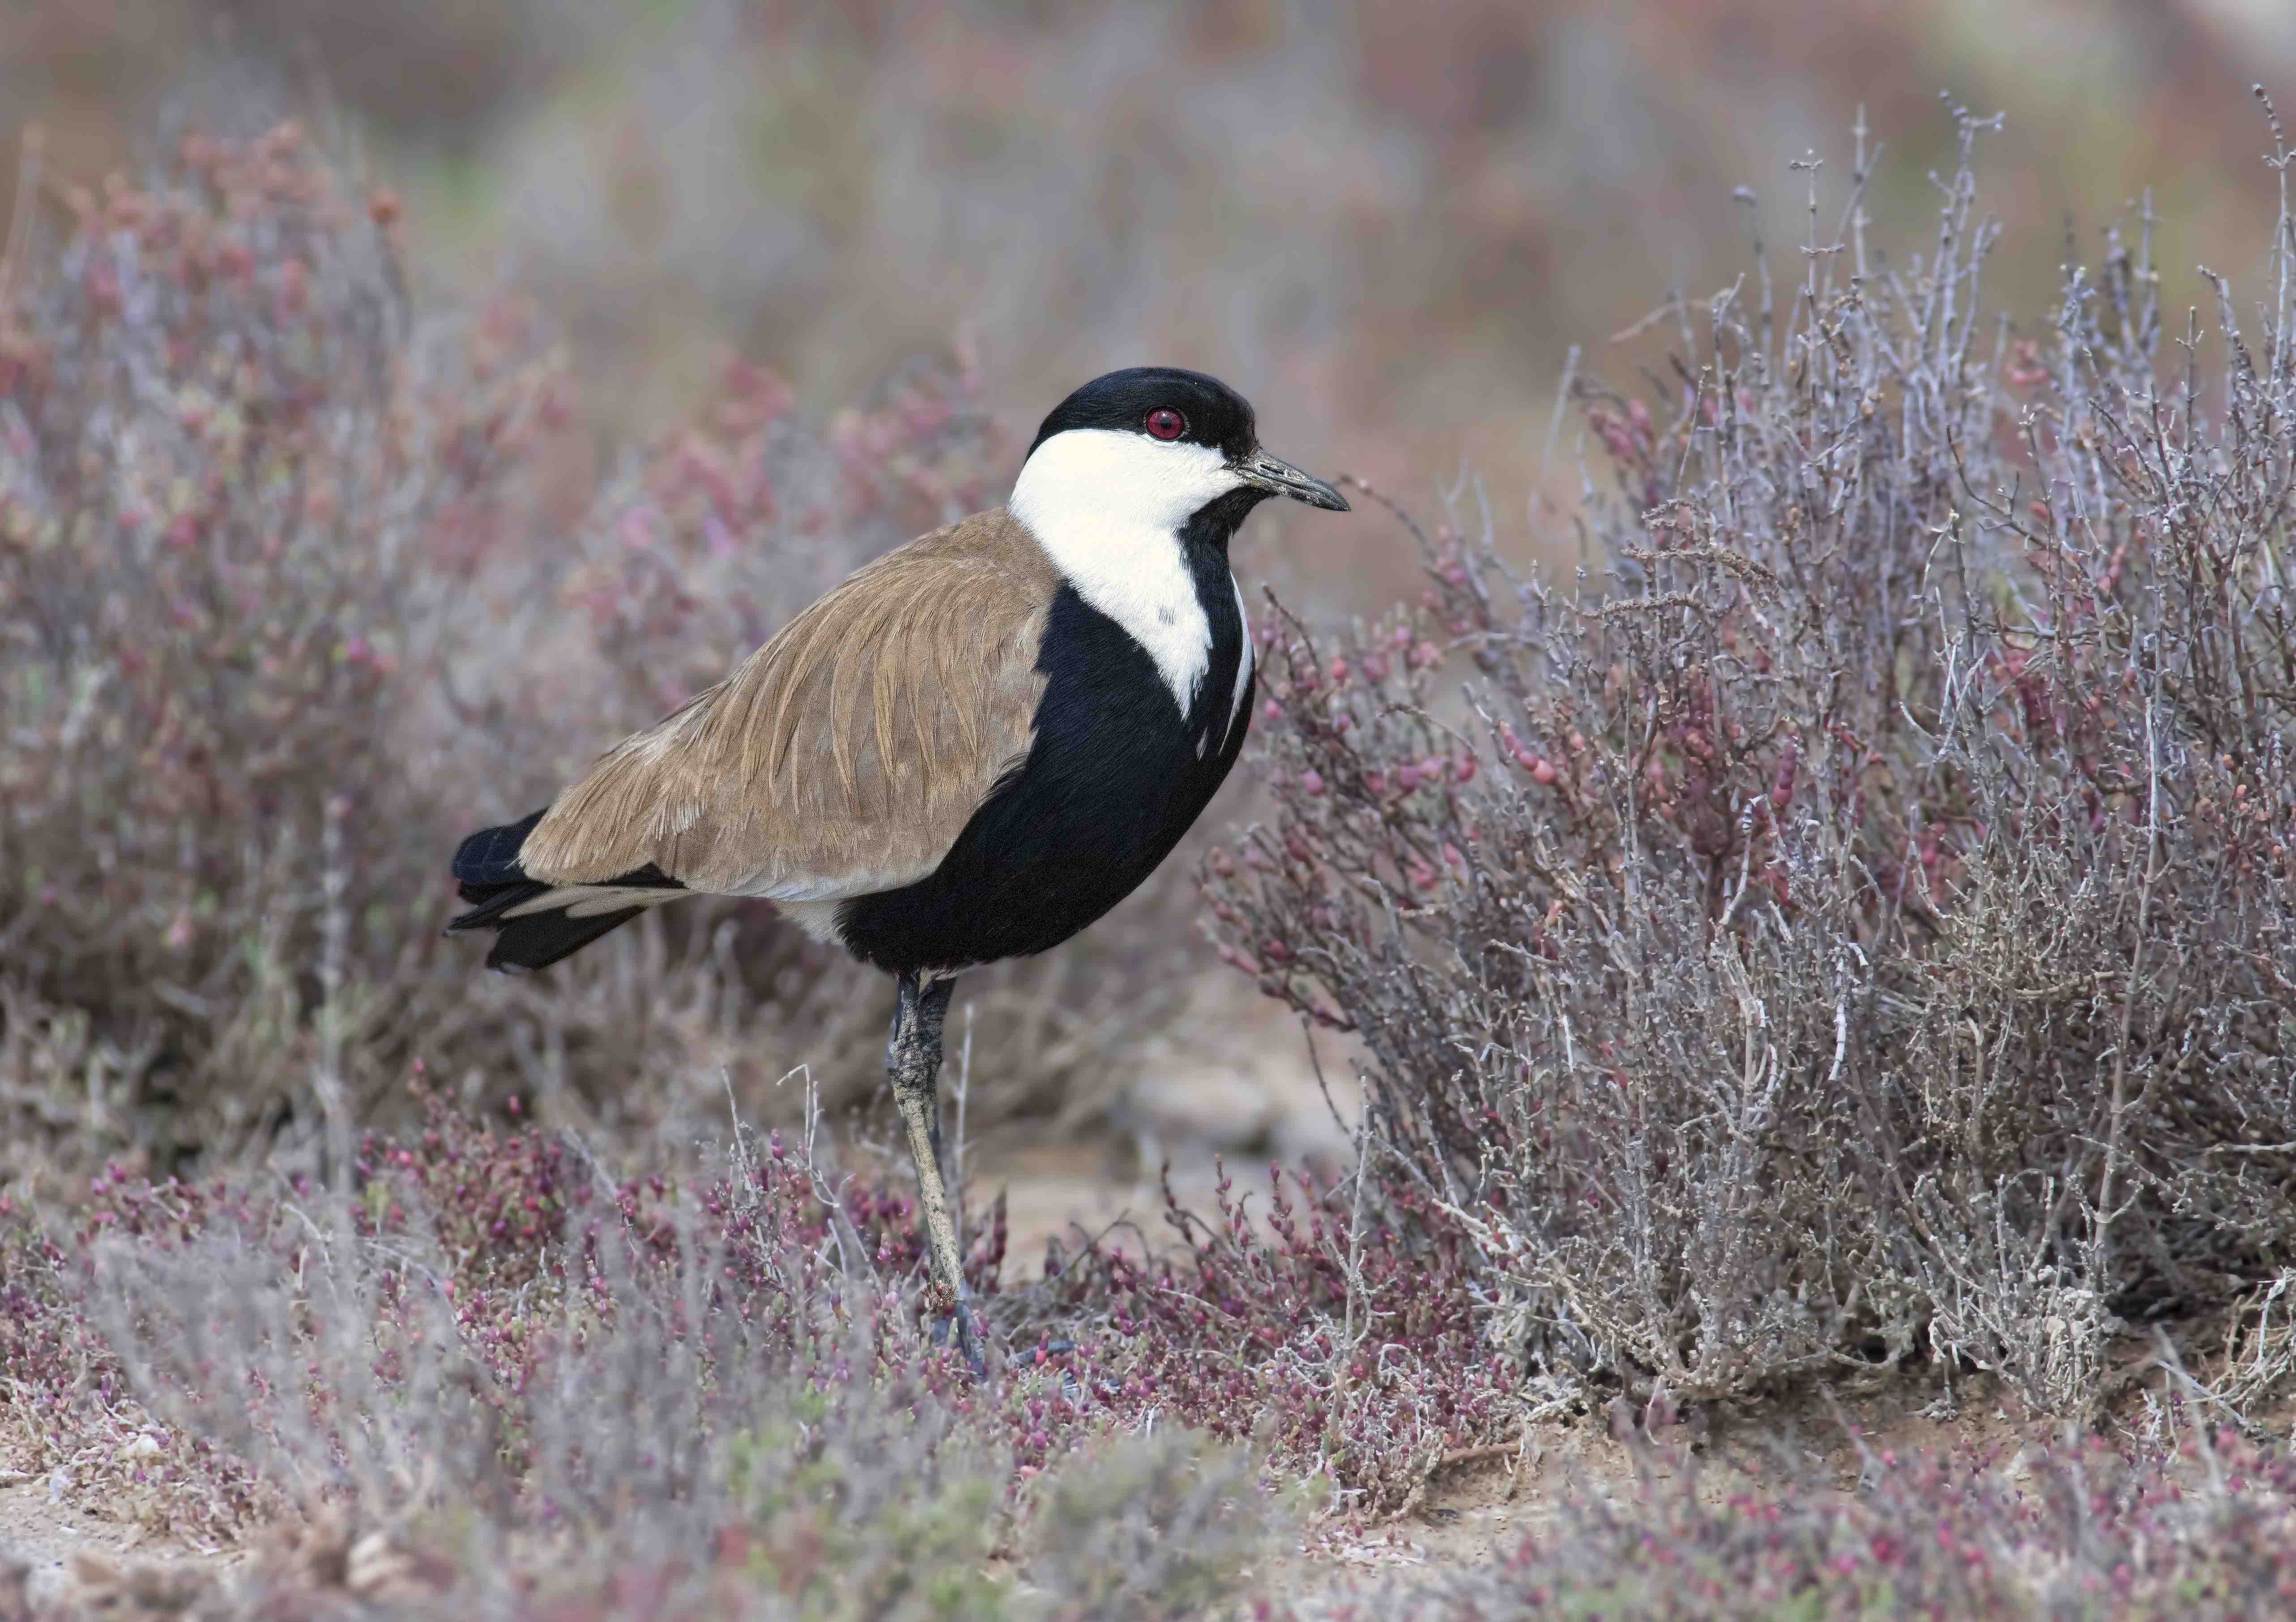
[[0, 1097, 1292, 1619], [1216, 103, 2296, 1427], [3, 76, 2296, 1622]]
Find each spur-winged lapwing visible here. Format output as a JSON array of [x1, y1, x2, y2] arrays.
[[447, 367, 1347, 1369]]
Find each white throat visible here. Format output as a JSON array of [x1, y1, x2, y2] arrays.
[[1008, 428, 1246, 714]]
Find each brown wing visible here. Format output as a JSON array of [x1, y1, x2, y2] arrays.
[[518, 511, 1058, 899]]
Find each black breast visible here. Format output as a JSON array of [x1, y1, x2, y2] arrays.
[[833, 559, 1252, 976]]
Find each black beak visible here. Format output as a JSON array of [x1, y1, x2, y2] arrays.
[[1235, 448, 1349, 512]]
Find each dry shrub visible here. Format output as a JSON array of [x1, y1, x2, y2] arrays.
[[1, 1091, 1514, 1605], [9, 1112, 2296, 1621], [0, 1099, 1287, 1619], [1207, 106, 2296, 1420], [1030, 1159, 1524, 1524], [0, 114, 552, 1174], [0, 107, 1203, 1191], [1291, 1430, 2296, 1622], [2200, 1268, 2296, 1429]]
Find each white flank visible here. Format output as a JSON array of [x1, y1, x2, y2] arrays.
[[725, 866, 918, 902], [1226, 573, 1255, 746], [1008, 428, 1243, 715], [772, 897, 850, 945]]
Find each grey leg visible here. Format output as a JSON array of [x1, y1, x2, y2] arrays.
[[888, 971, 983, 1373]]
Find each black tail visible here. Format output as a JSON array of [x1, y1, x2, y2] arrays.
[[446, 808, 684, 974]]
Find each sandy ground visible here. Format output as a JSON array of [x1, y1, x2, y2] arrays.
[[925, 975, 1364, 1275], [0, 1472, 243, 1616]]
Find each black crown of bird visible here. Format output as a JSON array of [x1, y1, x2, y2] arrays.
[[447, 366, 1348, 1370]]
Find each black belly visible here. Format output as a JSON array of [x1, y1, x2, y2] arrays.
[[833, 579, 1251, 975]]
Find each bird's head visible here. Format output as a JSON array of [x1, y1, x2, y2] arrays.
[[1010, 367, 1348, 552]]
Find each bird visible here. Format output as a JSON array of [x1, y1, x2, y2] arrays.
[[445, 366, 1348, 1369]]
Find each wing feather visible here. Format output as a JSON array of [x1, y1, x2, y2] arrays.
[[519, 511, 1057, 900]]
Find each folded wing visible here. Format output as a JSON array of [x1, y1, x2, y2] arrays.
[[519, 512, 1057, 902]]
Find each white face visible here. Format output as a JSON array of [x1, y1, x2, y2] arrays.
[[1009, 427, 1244, 540], [1008, 427, 1247, 716]]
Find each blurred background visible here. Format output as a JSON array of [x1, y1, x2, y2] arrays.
[[13, 0, 2296, 562], [7, 0, 2296, 1241]]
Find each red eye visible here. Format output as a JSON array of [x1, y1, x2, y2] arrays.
[[1145, 407, 1187, 440]]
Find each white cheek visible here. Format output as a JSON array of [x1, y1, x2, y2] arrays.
[[1009, 429, 1242, 713]]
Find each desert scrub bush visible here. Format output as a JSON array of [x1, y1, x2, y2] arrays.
[[1206, 105, 2296, 1421], [1025, 1157, 1525, 1524], [1289, 1430, 2296, 1622], [0, 1098, 1287, 1619], [0, 104, 1207, 1188], [0, 113, 558, 1174]]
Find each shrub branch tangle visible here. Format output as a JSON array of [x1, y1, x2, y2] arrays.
[[1208, 107, 2296, 1418]]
